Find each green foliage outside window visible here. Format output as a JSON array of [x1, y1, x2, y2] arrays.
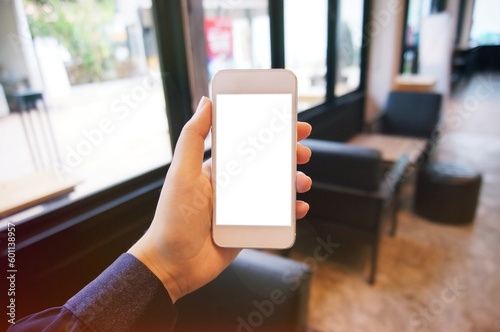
[[24, 0, 117, 84]]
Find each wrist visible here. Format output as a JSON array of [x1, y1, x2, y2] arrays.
[[127, 239, 185, 303]]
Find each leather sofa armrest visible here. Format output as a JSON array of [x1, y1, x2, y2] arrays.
[[174, 250, 312, 332]]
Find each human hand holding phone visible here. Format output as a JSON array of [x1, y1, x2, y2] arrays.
[[212, 69, 301, 248], [128, 95, 312, 303]]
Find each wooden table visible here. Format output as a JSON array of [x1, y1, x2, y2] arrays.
[[393, 74, 437, 92], [0, 170, 80, 218], [348, 133, 427, 165]]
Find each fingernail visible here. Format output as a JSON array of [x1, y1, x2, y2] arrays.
[[196, 96, 210, 113]]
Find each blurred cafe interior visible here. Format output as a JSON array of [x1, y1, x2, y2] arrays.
[[1, 0, 499, 331]]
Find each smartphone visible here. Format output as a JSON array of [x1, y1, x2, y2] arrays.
[[211, 69, 297, 249]]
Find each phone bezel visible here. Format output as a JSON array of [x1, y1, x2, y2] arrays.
[[211, 69, 298, 249]]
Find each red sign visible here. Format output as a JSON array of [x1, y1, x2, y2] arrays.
[[204, 18, 233, 59]]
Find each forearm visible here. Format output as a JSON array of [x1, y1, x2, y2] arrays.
[[10, 254, 177, 332]]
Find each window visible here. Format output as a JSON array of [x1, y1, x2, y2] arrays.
[[184, 0, 271, 149], [401, 0, 433, 73], [335, 0, 364, 96], [284, 0, 328, 111], [187, 0, 368, 114], [0, 0, 372, 255], [470, 0, 500, 46], [405, 0, 433, 48], [0, 0, 171, 222], [202, 0, 271, 79]]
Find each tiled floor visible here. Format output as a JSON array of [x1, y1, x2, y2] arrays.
[[292, 73, 500, 332]]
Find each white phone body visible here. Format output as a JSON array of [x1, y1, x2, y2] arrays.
[[211, 69, 298, 249]]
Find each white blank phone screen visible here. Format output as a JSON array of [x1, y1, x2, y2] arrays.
[[215, 94, 293, 226]]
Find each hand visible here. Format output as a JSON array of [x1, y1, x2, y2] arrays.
[[128, 97, 312, 302]]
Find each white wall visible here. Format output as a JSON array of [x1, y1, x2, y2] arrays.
[[365, 0, 406, 122]]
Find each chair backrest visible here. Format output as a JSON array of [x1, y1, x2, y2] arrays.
[[300, 139, 383, 192], [382, 91, 442, 139]]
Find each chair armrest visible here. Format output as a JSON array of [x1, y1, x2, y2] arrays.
[[363, 114, 384, 133], [378, 154, 410, 206], [305, 152, 408, 202], [309, 181, 383, 200], [174, 250, 312, 332], [299, 181, 384, 230], [299, 155, 408, 229]]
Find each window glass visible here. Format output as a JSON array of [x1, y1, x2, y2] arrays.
[[405, 0, 432, 48], [202, 0, 271, 79], [401, 0, 432, 73], [284, 0, 327, 111], [335, 0, 364, 96], [0, 0, 171, 221], [470, 0, 500, 46]]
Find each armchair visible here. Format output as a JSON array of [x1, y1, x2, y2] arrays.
[[364, 91, 442, 164], [378, 91, 443, 139], [298, 139, 409, 284]]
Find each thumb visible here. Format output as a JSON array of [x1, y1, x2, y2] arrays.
[[169, 97, 212, 176]]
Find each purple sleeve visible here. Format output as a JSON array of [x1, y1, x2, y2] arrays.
[[9, 253, 177, 332]]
